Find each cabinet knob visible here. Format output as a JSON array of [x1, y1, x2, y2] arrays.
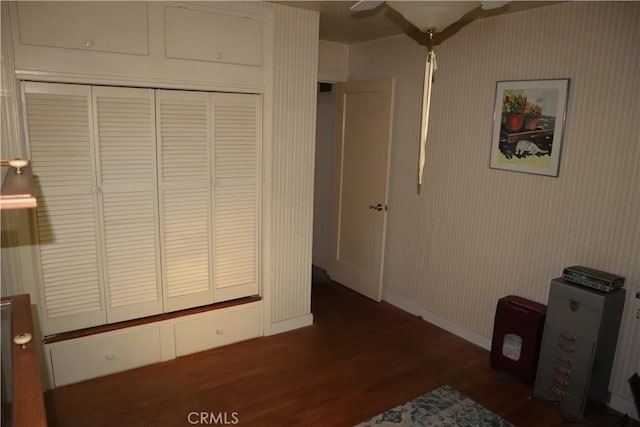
[[105, 354, 115, 360], [13, 332, 32, 349], [84, 39, 94, 48], [216, 329, 224, 335]]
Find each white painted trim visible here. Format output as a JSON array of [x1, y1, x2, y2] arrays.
[[14, 70, 264, 94], [266, 313, 313, 336], [609, 393, 639, 421], [260, 5, 274, 337], [382, 290, 492, 351]]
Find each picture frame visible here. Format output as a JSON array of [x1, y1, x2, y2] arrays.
[[489, 79, 570, 176]]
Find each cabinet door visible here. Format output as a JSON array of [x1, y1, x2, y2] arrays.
[[211, 93, 260, 301], [15, 1, 148, 55], [92, 86, 163, 322], [156, 90, 214, 312], [24, 82, 106, 335]]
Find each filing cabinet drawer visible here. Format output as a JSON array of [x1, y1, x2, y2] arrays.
[[534, 378, 586, 416], [540, 324, 595, 376], [537, 356, 589, 389]]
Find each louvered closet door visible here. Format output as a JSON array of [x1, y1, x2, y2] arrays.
[[156, 90, 213, 312], [92, 86, 163, 322], [211, 93, 260, 301], [23, 82, 106, 335]]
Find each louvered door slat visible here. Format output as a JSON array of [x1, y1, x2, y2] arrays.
[[212, 93, 260, 301], [157, 90, 213, 312], [93, 86, 162, 322], [24, 82, 107, 335]]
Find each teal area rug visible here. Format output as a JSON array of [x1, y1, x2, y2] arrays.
[[354, 385, 514, 427]]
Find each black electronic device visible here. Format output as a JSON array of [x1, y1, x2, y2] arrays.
[[561, 265, 625, 293], [630, 373, 640, 421]]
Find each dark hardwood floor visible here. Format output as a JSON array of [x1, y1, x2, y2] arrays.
[[45, 279, 638, 427]]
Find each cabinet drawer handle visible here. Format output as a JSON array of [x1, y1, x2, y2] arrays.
[[551, 387, 566, 397], [554, 365, 571, 376], [558, 343, 575, 353], [556, 355, 572, 365], [216, 329, 224, 335], [560, 332, 576, 342], [552, 376, 568, 386]]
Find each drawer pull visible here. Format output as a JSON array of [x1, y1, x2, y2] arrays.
[[558, 343, 575, 353], [560, 332, 576, 342], [554, 366, 571, 376], [552, 376, 568, 386], [569, 299, 580, 311], [216, 329, 224, 335], [105, 354, 115, 361], [556, 355, 572, 365], [551, 387, 566, 398]]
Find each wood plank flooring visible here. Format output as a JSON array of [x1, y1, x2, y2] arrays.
[[45, 279, 638, 427]]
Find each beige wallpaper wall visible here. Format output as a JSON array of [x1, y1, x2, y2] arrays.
[[348, 1, 639, 404], [269, 4, 319, 325]]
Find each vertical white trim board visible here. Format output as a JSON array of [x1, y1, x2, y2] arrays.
[[266, 313, 313, 336]]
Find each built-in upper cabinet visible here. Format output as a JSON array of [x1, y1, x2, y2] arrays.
[[9, 2, 270, 92], [164, 5, 262, 66], [15, 2, 149, 55]]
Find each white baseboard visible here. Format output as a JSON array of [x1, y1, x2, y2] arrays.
[[266, 313, 314, 336], [382, 290, 491, 350], [609, 393, 639, 421], [382, 289, 638, 421]]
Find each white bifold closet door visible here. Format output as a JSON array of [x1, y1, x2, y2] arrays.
[[211, 93, 260, 302], [156, 90, 260, 311], [24, 82, 260, 335], [25, 82, 162, 335]]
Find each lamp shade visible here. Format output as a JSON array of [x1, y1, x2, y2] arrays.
[[387, 1, 480, 32]]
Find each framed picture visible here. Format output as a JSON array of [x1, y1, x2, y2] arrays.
[[489, 79, 570, 176]]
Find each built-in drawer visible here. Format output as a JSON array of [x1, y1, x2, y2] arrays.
[[174, 302, 261, 357], [48, 324, 162, 387]]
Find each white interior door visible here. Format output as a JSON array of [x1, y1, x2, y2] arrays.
[[328, 79, 394, 301]]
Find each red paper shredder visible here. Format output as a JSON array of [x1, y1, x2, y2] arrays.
[[490, 295, 546, 382]]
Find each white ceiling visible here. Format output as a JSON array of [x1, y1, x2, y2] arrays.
[[275, 1, 562, 45], [276, 1, 415, 44]]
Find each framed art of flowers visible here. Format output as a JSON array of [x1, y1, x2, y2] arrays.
[[490, 79, 570, 176]]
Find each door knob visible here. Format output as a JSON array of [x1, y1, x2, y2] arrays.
[[368, 203, 387, 211]]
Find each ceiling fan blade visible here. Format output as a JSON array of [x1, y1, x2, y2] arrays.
[[350, 0, 386, 12], [481, 1, 510, 10]]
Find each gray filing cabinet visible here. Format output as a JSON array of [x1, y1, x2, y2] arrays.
[[533, 278, 626, 419]]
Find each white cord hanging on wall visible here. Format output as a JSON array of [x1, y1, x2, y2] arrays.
[[417, 31, 437, 194]]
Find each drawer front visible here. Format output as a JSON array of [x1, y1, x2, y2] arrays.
[[536, 356, 588, 389], [540, 323, 595, 375], [534, 377, 586, 418], [174, 303, 261, 357], [546, 280, 604, 341], [50, 325, 162, 387]]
